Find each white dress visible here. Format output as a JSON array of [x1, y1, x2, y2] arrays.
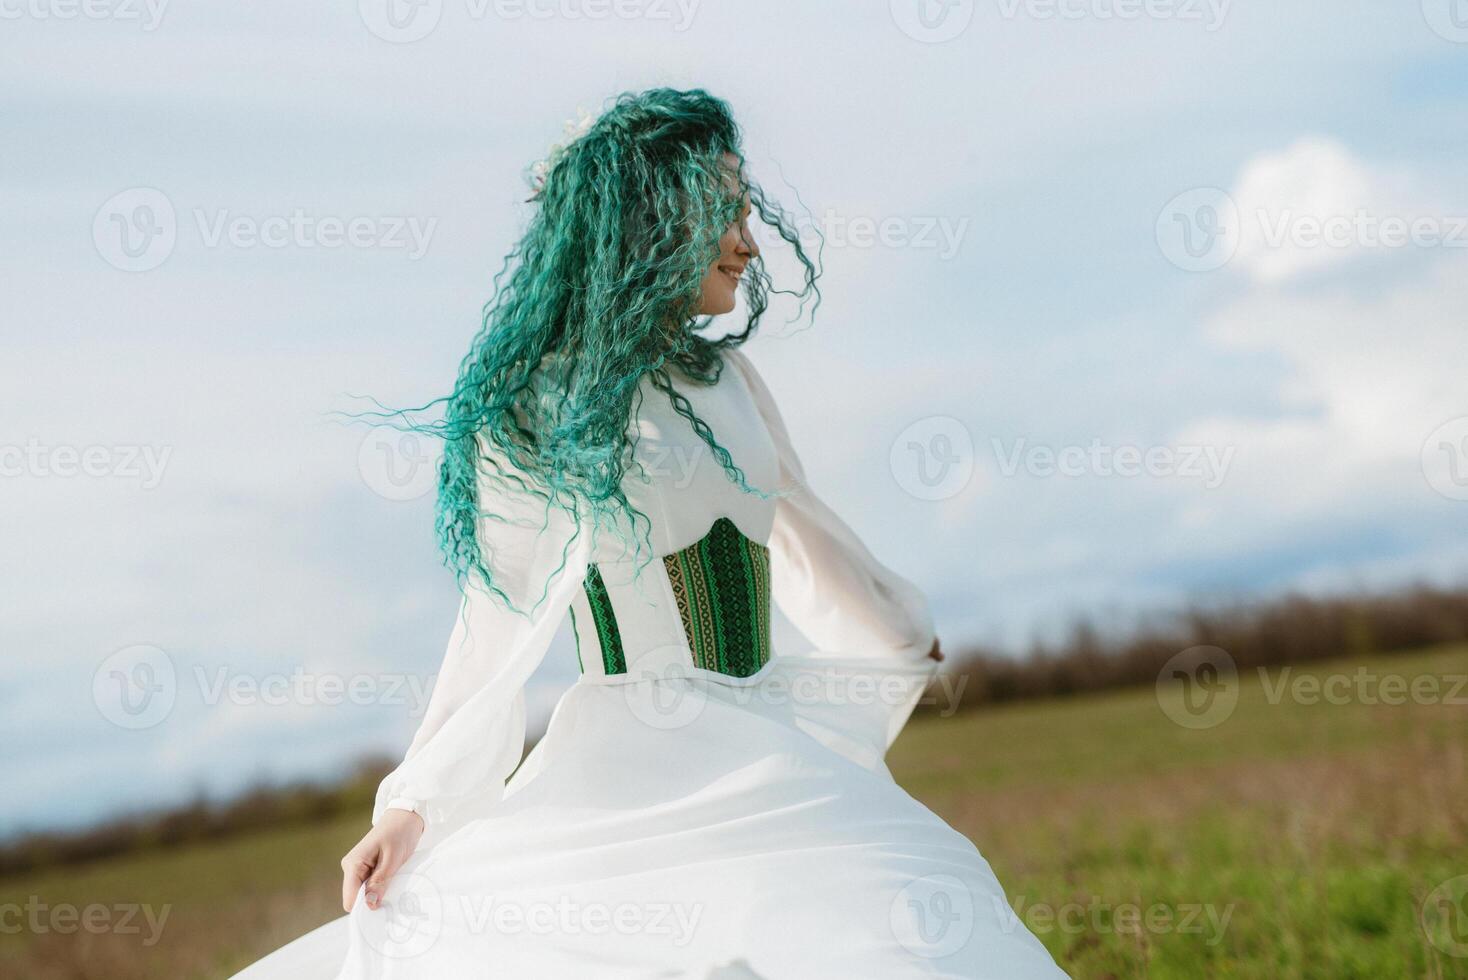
[[231, 348, 1065, 979]]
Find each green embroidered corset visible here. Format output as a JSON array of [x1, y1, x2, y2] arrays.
[[569, 517, 773, 680]]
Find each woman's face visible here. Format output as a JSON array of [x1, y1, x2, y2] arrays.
[[696, 157, 759, 316]]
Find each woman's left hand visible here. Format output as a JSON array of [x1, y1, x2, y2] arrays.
[[340, 808, 425, 913]]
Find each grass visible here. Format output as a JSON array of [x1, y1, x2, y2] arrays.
[[890, 644, 1468, 979], [4, 645, 1467, 978]]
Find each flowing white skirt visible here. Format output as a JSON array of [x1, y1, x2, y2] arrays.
[[231, 656, 1066, 979]]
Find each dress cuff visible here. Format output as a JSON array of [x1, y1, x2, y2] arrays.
[[379, 797, 427, 827]]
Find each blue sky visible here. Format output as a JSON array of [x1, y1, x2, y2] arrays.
[[3, 0, 1467, 836]]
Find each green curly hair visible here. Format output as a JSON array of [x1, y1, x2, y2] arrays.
[[403, 88, 821, 613]]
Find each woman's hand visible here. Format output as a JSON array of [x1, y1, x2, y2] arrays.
[[928, 638, 944, 662], [340, 808, 425, 912]]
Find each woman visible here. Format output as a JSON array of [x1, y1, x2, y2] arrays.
[[234, 88, 1064, 979]]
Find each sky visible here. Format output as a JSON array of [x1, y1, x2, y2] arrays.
[[3, 0, 1467, 837]]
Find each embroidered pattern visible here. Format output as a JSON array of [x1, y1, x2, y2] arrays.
[[662, 517, 771, 678], [581, 564, 627, 675], [574, 518, 771, 678]]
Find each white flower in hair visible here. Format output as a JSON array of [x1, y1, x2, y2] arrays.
[[526, 106, 598, 199]]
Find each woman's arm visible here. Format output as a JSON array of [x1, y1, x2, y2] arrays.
[[725, 349, 940, 663], [340, 439, 591, 911]]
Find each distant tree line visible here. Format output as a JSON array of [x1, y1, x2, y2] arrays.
[[928, 582, 1468, 710], [0, 760, 392, 877]]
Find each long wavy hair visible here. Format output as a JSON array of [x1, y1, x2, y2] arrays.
[[399, 88, 820, 612]]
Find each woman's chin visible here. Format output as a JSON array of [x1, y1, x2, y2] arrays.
[[698, 292, 738, 316]]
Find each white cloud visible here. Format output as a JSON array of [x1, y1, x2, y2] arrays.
[[1198, 251, 1468, 482], [1229, 136, 1463, 284]]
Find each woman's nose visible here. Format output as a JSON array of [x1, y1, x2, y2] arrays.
[[738, 224, 759, 259]]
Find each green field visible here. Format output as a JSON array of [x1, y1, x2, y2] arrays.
[[5, 645, 1467, 978]]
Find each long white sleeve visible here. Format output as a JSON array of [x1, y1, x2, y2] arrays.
[[725, 349, 937, 663], [371, 443, 591, 834]]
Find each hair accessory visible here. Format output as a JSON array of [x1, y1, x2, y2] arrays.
[[526, 106, 598, 200]]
